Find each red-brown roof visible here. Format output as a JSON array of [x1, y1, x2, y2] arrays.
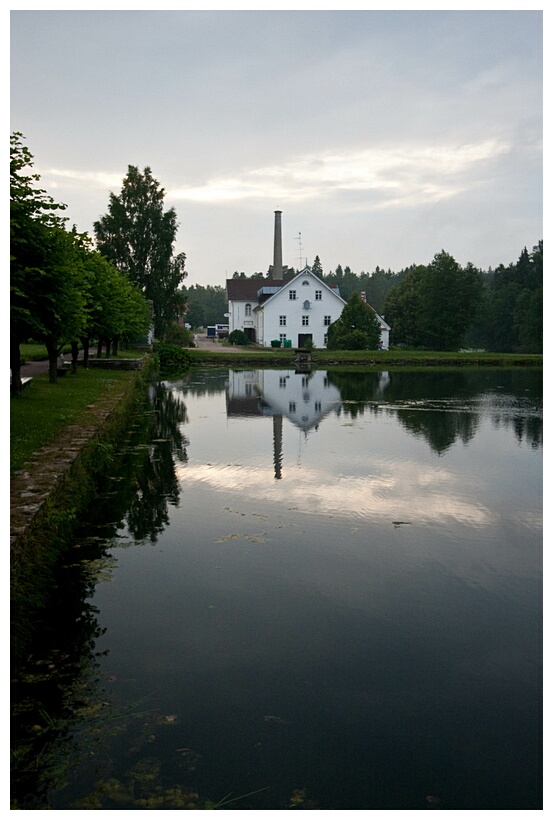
[[226, 279, 286, 300]]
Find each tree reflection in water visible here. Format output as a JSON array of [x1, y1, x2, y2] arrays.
[[326, 368, 542, 454], [11, 381, 189, 808], [126, 383, 188, 542]]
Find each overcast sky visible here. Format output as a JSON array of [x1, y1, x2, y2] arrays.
[[10, 9, 543, 288]]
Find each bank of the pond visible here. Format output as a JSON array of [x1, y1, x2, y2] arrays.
[[10, 358, 155, 657], [188, 347, 542, 368]]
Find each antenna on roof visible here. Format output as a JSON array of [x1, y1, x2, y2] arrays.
[[297, 232, 304, 270]]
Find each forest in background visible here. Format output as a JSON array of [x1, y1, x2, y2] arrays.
[[181, 241, 543, 353]]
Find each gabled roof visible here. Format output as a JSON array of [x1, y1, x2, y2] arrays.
[[363, 301, 391, 330], [254, 267, 347, 310]]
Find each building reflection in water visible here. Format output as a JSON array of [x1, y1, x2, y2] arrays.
[[226, 369, 344, 479]]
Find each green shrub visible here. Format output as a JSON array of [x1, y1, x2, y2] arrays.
[[228, 329, 250, 346], [163, 323, 194, 347], [153, 342, 192, 375], [329, 328, 372, 350]]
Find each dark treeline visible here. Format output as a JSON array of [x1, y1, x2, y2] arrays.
[[179, 284, 228, 329], [223, 243, 542, 353]]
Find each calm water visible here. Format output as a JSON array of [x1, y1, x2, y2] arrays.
[[13, 368, 542, 810]]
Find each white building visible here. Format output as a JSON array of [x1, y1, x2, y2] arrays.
[[226, 211, 390, 349], [227, 267, 390, 349], [227, 267, 345, 348]]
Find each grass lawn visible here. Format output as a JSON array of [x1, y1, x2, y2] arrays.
[[19, 343, 146, 362], [10, 368, 137, 474]]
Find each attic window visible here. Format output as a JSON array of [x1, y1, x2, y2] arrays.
[[302, 280, 309, 286]]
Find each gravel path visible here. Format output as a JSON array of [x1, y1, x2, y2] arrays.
[[20, 349, 98, 377]]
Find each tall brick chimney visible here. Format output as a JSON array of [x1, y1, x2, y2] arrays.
[[272, 210, 283, 281]]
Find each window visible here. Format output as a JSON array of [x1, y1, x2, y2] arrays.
[[279, 333, 287, 344], [245, 303, 252, 316], [315, 290, 322, 300], [289, 401, 296, 413], [323, 334, 328, 346], [324, 315, 331, 326], [279, 377, 287, 388], [279, 315, 286, 326], [315, 401, 321, 412], [302, 280, 310, 286], [289, 290, 297, 300], [302, 315, 309, 326]]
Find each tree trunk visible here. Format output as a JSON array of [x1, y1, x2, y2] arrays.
[[71, 340, 79, 374], [10, 329, 22, 397], [105, 338, 112, 358], [97, 338, 103, 358], [112, 336, 119, 356], [82, 337, 90, 368], [45, 338, 58, 384]]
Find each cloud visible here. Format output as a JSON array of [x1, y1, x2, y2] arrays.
[[168, 139, 512, 208], [39, 168, 126, 191], [39, 136, 514, 213], [175, 456, 495, 530]]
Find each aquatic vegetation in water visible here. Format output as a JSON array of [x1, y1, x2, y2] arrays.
[[202, 787, 270, 809], [263, 715, 289, 725], [71, 760, 269, 810], [289, 788, 306, 807], [213, 531, 269, 544], [288, 788, 319, 809], [213, 532, 242, 543]]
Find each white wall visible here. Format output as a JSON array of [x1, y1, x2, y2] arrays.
[[259, 271, 345, 348]]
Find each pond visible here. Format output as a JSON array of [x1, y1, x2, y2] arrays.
[[12, 367, 542, 810]]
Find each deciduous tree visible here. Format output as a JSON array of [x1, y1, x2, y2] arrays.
[[11, 134, 91, 386], [94, 166, 187, 339], [81, 246, 151, 359], [383, 252, 483, 351], [417, 252, 483, 350], [326, 291, 382, 350], [10, 132, 69, 393]]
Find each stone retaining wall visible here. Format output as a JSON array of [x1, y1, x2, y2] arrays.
[[87, 358, 143, 370], [10, 366, 152, 657]]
